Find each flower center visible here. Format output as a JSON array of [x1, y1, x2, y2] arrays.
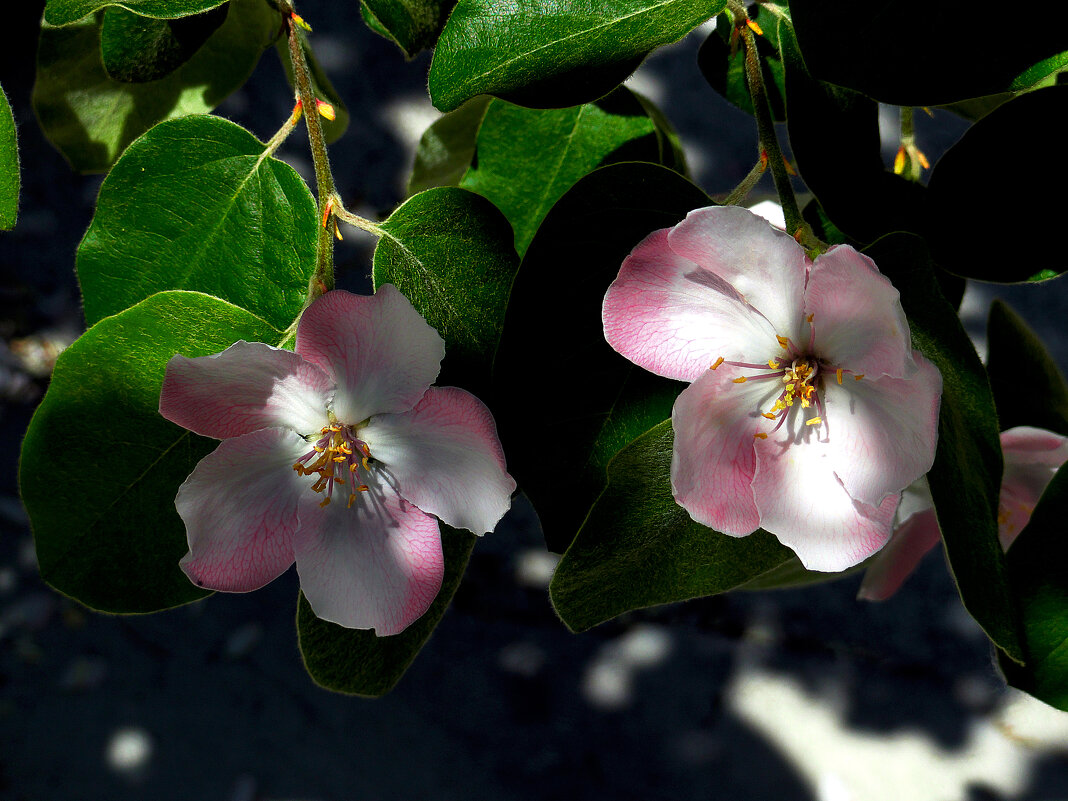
[[710, 317, 863, 440], [293, 418, 374, 509]]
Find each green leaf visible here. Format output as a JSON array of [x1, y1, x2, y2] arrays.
[[697, 8, 787, 121], [372, 187, 520, 396], [789, 0, 1068, 106], [549, 421, 796, 632], [77, 115, 316, 329], [428, 0, 727, 112], [297, 524, 475, 695], [0, 85, 18, 230], [1000, 465, 1068, 711], [926, 87, 1068, 283], [361, 0, 458, 58], [460, 87, 682, 256], [275, 35, 350, 144], [780, 19, 924, 245], [407, 96, 491, 196], [19, 291, 281, 613], [33, 0, 277, 172], [45, 0, 227, 25], [866, 233, 1023, 662], [100, 4, 227, 83], [494, 162, 707, 553], [986, 300, 1068, 437]]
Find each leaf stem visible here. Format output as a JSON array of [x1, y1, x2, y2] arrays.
[[728, 2, 805, 240], [279, 1, 335, 301]]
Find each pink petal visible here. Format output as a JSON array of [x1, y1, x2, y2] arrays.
[[292, 482, 444, 634], [361, 386, 516, 535], [822, 356, 942, 508], [805, 246, 915, 379], [295, 286, 445, 423], [857, 508, 941, 601], [160, 342, 333, 439], [670, 368, 765, 535], [603, 227, 778, 382], [177, 428, 309, 592], [751, 429, 899, 571], [997, 426, 1068, 549], [666, 205, 809, 344]]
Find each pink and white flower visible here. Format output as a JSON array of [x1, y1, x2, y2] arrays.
[[159, 286, 516, 635], [602, 205, 942, 571], [859, 426, 1068, 600]]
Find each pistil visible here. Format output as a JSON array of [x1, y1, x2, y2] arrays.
[[294, 423, 373, 508]]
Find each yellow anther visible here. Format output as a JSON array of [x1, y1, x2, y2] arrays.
[[356, 484, 370, 492], [762, 412, 777, 420], [776, 335, 790, 350], [768, 359, 780, 369], [732, 376, 748, 384], [855, 374, 864, 381], [362, 456, 371, 470], [800, 398, 810, 408], [319, 496, 331, 508], [350, 463, 359, 472], [313, 446, 325, 453], [836, 368, 843, 385], [711, 356, 725, 370], [745, 18, 763, 36], [316, 100, 336, 121], [754, 432, 768, 440], [333, 456, 346, 463], [806, 417, 822, 426], [806, 313, 814, 323]]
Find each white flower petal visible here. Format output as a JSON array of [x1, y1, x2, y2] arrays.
[[362, 386, 515, 535]]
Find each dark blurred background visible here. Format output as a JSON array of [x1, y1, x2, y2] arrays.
[[3, 2, 1068, 799]]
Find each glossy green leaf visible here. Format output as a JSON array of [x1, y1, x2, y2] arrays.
[[494, 162, 707, 553], [407, 96, 491, 196], [789, 0, 1068, 106], [460, 88, 682, 256], [77, 115, 316, 329], [1000, 465, 1068, 711], [275, 35, 350, 144], [19, 291, 281, 613], [0, 86, 18, 230], [297, 525, 475, 695], [549, 421, 797, 632], [986, 300, 1068, 437], [780, 20, 924, 245], [696, 8, 787, 121], [866, 233, 1023, 662], [33, 0, 277, 172], [361, 0, 457, 58], [428, 0, 727, 112], [100, 4, 227, 83], [926, 87, 1068, 283], [372, 187, 519, 395], [45, 0, 227, 25]]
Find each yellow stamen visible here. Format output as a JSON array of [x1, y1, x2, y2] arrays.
[[754, 432, 768, 440], [732, 376, 748, 384], [836, 368, 843, 385], [855, 374, 864, 381], [762, 412, 777, 420], [319, 496, 331, 508], [806, 313, 814, 323], [348, 494, 357, 509], [806, 417, 822, 426], [776, 335, 790, 350], [710, 356, 725, 370], [745, 18, 763, 35], [768, 358, 780, 369]]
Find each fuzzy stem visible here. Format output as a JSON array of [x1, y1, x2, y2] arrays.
[[728, 2, 803, 238], [279, 1, 335, 301]]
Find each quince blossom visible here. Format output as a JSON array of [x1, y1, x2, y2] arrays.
[[159, 286, 515, 634], [859, 426, 1068, 600], [602, 206, 942, 571]]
